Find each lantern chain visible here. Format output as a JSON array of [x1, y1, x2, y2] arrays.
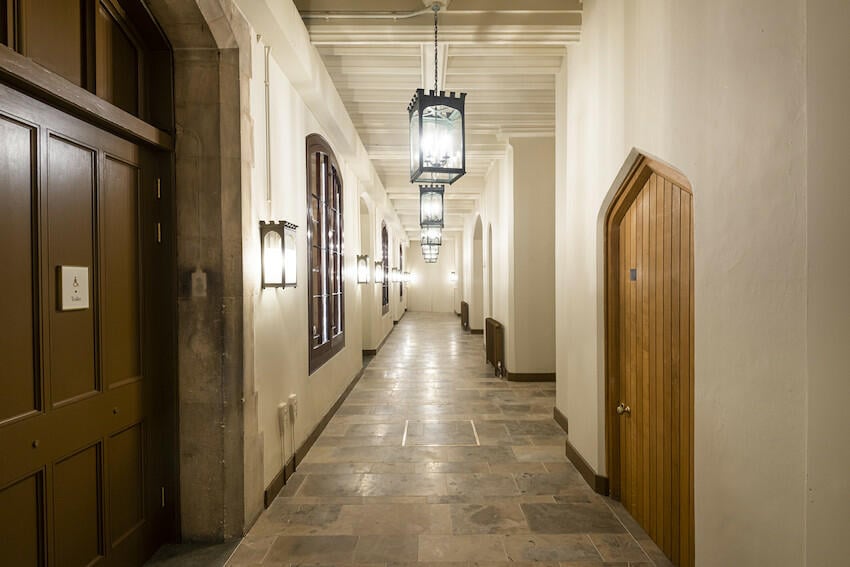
[[433, 4, 439, 93]]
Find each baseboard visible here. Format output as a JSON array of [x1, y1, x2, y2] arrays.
[[506, 371, 556, 382], [263, 364, 368, 506], [470, 328, 483, 335], [565, 436, 609, 496], [362, 317, 398, 356], [553, 407, 569, 434], [263, 455, 295, 508]]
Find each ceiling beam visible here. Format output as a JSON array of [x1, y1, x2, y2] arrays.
[[295, 0, 582, 13]]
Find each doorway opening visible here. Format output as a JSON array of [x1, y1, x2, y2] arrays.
[[471, 216, 484, 332], [487, 223, 494, 317], [605, 153, 694, 567]]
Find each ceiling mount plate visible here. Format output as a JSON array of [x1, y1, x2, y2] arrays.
[[423, 0, 450, 10]]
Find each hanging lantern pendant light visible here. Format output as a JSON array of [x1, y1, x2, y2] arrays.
[[409, 4, 467, 185]]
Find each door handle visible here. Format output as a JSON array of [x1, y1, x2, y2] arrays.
[[616, 402, 631, 416]]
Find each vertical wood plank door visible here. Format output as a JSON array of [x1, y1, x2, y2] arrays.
[[0, 84, 173, 566], [606, 156, 694, 566]]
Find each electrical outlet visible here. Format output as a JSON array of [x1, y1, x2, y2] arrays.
[[288, 393, 298, 418]]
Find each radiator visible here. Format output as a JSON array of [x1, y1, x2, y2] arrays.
[[485, 317, 506, 377], [461, 301, 470, 330]]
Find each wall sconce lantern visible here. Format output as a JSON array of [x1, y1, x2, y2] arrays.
[[391, 267, 401, 283], [375, 261, 385, 284], [449, 271, 458, 284], [421, 226, 442, 246], [420, 185, 445, 228], [403, 271, 411, 284], [357, 255, 370, 284], [260, 221, 297, 289], [408, 5, 466, 185]]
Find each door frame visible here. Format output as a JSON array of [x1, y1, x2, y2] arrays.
[[603, 153, 693, 499]]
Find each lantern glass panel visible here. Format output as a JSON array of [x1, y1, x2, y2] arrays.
[[422, 104, 463, 172], [284, 226, 297, 287], [263, 230, 284, 286], [375, 261, 384, 283], [409, 109, 420, 174]]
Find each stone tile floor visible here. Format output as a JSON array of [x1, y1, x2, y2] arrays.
[[225, 313, 672, 567]]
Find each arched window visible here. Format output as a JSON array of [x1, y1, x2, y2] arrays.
[[307, 134, 344, 373], [381, 223, 389, 314], [399, 244, 404, 298]]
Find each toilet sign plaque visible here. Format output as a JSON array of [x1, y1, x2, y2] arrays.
[[59, 266, 90, 311]]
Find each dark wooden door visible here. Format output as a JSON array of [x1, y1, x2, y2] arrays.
[[0, 84, 172, 566], [607, 157, 694, 566]]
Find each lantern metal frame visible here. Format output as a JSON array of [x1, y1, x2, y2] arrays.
[[356, 255, 370, 284], [260, 221, 297, 289], [419, 185, 445, 229], [408, 89, 467, 184], [375, 260, 385, 284]]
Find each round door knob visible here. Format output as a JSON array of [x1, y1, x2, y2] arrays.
[[616, 402, 631, 416], [113, 407, 119, 415], [32, 440, 40, 448]]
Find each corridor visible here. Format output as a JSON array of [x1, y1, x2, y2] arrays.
[[226, 313, 667, 566]]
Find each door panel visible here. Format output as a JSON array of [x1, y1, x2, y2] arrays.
[[608, 159, 694, 566], [47, 134, 98, 406], [53, 443, 103, 567], [0, 83, 171, 566], [21, 0, 86, 87], [0, 114, 38, 424], [108, 424, 144, 546], [101, 156, 141, 388], [0, 471, 45, 566]]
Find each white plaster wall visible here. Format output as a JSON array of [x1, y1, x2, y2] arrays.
[[463, 151, 514, 352], [805, 1, 850, 563], [555, 58, 569, 412], [247, 39, 368, 487], [511, 137, 556, 374], [453, 236, 463, 314], [408, 238, 457, 313], [557, 1, 808, 564]]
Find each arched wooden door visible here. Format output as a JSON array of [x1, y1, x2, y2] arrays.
[[606, 155, 694, 566]]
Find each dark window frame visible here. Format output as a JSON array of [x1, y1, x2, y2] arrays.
[[307, 134, 345, 374], [381, 222, 389, 314], [399, 244, 403, 299]]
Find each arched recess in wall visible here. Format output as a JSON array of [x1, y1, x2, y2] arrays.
[[603, 151, 694, 567], [487, 224, 494, 317], [472, 216, 484, 332], [359, 194, 373, 348]]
